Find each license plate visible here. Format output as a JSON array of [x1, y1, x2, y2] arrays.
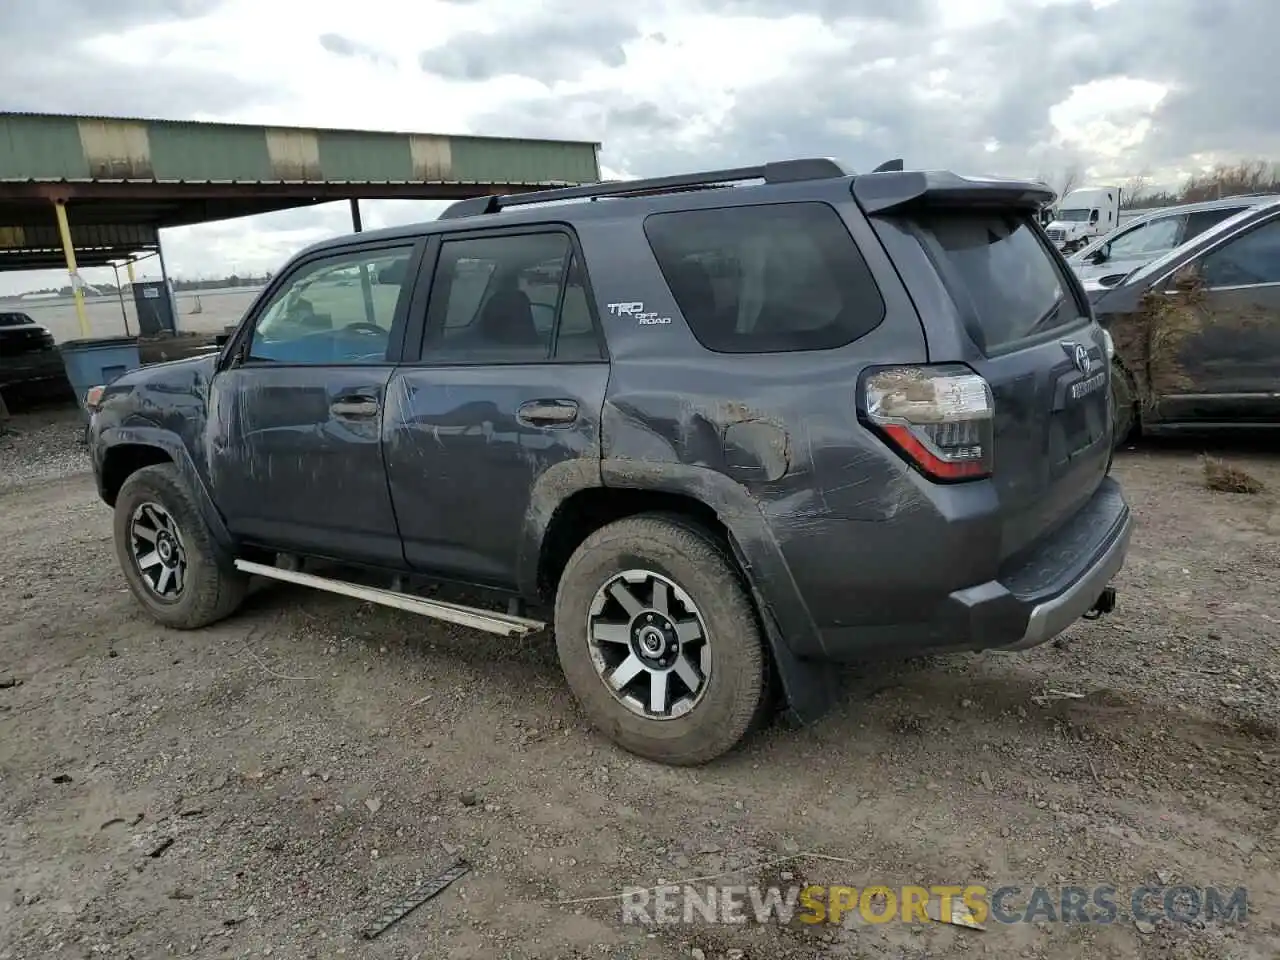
[[1071, 372, 1105, 400]]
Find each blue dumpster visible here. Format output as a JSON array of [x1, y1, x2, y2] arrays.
[[59, 336, 141, 418]]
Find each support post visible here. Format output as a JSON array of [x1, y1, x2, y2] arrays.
[[157, 238, 178, 333], [112, 263, 131, 336], [352, 199, 375, 323], [53, 200, 90, 338]]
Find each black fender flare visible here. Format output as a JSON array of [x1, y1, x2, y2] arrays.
[[98, 425, 234, 552], [520, 457, 838, 725]]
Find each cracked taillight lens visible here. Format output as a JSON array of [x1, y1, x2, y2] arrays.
[[860, 365, 994, 482]]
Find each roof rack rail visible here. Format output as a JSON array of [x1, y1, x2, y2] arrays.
[[437, 157, 852, 220]]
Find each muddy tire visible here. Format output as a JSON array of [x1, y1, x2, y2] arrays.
[[553, 514, 770, 766], [113, 464, 248, 630], [1110, 360, 1138, 447]]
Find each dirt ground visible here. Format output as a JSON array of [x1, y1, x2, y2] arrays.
[[2, 406, 1278, 960]]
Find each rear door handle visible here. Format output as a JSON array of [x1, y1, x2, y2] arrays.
[[517, 399, 579, 426], [331, 394, 380, 418]]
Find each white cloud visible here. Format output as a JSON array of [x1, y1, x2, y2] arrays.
[[3, 0, 1279, 294]]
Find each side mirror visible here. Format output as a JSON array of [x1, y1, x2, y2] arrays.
[[1090, 245, 1110, 264], [377, 260, 407, 285], [214, 333, 230, 346]]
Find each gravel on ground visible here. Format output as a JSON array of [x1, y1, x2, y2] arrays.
[[1, 409, 1277, 959]]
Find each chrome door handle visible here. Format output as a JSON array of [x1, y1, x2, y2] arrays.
[[517, 399, 579, 425], [331, 395, 380, 418]]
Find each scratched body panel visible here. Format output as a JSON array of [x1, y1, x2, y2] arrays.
[[207, 364, 402, 565], [383, 363, 609, 589], [574, 207, 988, 652]]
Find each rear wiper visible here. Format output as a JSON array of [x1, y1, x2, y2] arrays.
[[1028, 294, 1067, 335]]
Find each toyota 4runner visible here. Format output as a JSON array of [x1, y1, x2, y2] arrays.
[[87, 158, 1131, 765]]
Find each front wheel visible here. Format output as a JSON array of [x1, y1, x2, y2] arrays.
[[113, 463, 248, 629], [554, 514, 771, 765], [1109, 360, 1138, 447]]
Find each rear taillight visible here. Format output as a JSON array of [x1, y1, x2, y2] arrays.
[[860, 365, 994, 482]]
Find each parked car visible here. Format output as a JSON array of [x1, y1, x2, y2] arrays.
[[1093, 198, 1280, 442], [1068, 195, 1280, 295], [86, 159, 1130, 765], [0, 311, 69, 404]]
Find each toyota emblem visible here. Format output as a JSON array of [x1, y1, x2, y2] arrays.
[[1062, 341, 1092, 376]]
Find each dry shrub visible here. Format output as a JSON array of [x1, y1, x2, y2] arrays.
[[1202, 456, 1265, 495]]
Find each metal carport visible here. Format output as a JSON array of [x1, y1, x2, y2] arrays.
[[0, 112, 601, 337]]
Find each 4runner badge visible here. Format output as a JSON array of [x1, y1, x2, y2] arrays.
[[607, 300, 672, 326]]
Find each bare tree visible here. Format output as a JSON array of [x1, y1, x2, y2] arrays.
[[1057, 163, 1082, 199], [1121, 172, 1150, 208], [1181, 159, 1280, 202]]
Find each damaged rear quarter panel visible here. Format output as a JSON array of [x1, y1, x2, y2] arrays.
[[578, 212, 936, 654]]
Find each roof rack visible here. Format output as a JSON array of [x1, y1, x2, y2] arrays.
[[436, 157, 853, 220]]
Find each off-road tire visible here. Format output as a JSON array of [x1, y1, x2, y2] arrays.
[[113, 463, 248, 629], [554, 513, 770, 765], [1109, 359, 1138, 447]]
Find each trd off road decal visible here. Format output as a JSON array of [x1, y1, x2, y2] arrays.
[[607, 301, 672, 326]]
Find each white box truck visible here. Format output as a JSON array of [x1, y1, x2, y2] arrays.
[[1044, 186, 1121, 252]]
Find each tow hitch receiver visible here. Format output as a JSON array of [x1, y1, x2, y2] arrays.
[[1082, 586, 1117, 620]]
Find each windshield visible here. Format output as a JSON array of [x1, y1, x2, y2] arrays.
[[1057, 208, 1091, 222]]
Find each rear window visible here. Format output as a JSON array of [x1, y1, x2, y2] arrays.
[[643, 202, 885, 353], [913, 211, 1079, 352]]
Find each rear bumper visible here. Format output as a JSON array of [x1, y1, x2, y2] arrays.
[[810, 477, 1132, 659], [1000, 515, 1129, 650]]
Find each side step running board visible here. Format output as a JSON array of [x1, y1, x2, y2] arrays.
[[234, 560, 546, 637]]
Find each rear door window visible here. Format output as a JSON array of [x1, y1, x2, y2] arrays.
[[1198, 216, 1280, 287], [644, 202, 885, 353], [912, 211, 1082, 353]]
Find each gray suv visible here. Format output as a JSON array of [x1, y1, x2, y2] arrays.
[[86, 158, 1131, 765]]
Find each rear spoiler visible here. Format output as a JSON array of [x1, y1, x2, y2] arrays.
[[852, 171, 1055, 214]]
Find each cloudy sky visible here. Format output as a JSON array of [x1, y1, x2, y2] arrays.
[[1, 0, 1277, 295]]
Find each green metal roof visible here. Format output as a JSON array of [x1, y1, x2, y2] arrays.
[[0, 112, 600, 186], [0, 112, 602, 272]]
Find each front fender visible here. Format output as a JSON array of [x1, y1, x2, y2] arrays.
[[96, 424, 233, 551]]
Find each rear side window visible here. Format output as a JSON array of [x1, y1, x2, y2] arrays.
[[644, 202, 885, 353], [913, 211, 1079, 353]]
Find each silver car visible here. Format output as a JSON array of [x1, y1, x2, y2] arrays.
[[1067, 195, 1280, 293]]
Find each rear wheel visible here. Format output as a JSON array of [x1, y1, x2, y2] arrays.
[[113, 464, 248, 629], [553, 514, 770, 765]]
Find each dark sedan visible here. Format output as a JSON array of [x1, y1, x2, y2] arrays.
[[0, 311, 70, 404], [1092, 199, 1280, 442]]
